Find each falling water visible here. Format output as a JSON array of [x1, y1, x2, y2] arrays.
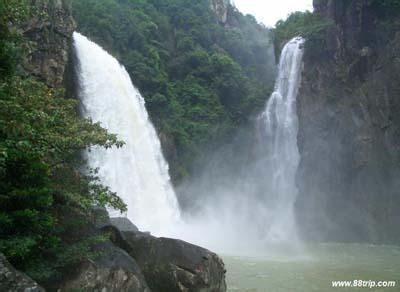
[[73, 32, 180, 236], [168, 37, 306, 252], [260, 37, 305, 242]]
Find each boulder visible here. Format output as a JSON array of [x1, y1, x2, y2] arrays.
[[90, 208, 139, 232], [104, 226, 227, 292], [54, 209, 226, 292], [110, 217, 139, 232], [58, 241, 150, 292], [0, 253, 45, 292]]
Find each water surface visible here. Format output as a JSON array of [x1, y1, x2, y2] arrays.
[[223, 243, 400, 292]]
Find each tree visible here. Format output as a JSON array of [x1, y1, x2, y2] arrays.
[[0, 0, 126, 282]]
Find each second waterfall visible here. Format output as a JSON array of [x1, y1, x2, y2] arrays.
[[260, 37, 305, 242], [73, 32, 180, 236]]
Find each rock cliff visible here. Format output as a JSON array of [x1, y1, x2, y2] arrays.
[[21, 0, 76, 88], [210, 0, 230, 23], [295, 0, 400, 243]]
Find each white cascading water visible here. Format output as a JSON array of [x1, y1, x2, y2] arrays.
[[260, 37, 305, 242], [73, 32, 180, 236]]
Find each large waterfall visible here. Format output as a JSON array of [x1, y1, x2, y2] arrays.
[[260, 37, 305, 242], [72, 31, 304, 250], [73, 32, 180, 236]]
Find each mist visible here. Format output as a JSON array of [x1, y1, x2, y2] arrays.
[[173, 38, 306, 255]]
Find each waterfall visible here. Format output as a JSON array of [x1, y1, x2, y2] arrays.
[[72, 31, 304, 250], [73, 32, 180, 236], [260, 37, 305, 242], [166, 37, 305, 253]]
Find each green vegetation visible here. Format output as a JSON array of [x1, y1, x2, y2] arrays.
[[273, 11, 333, 59], [0, 0, 126, 283], [71, 0, 275, 182]]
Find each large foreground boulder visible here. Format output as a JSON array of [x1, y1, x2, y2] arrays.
[[58, 241, 150, 292], [0, 253, 44, 292], [104, 223, 227, 292], [1, 208, 226, 292]]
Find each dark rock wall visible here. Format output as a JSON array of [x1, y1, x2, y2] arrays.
[[22, 0, 76, 88], [104, 224, 227, 292], [311, 0, 384, 78], [296, 0, 400, 243]]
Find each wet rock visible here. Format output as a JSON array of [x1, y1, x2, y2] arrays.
[[58, 242, 150, 292], [104, 225, 227, 292], [21, 0, 76, 88], [296, 1, 400, 244], [0, 253, 45, 292], [110, 218, 139, 232]]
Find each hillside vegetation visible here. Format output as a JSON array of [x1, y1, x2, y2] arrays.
[[0, 0, 126, 283], [72, 0, 275, 182]]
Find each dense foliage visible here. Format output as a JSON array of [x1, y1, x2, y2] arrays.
[[71, 0, 275, 181], [0, 0, 126, 283]]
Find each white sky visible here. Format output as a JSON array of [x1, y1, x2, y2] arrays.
[[232, 0, 313, 27]]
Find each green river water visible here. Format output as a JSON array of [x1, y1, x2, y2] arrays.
[[223, 243, 400, 292]]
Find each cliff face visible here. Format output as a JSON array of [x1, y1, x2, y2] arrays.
[[210, 0, 230, 23], [22, 0, 76, 88], [296, 0, 400, 243]]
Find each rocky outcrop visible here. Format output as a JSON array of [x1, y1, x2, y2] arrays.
[[311, 0, 383, 79], [58, 241, 150, 292], [54, 210, 226, 292], [210, 0, 230, 24], [0, 253, 45, 292], [295, 0, 400, 243], [21, 0, 76, 88], [110, 217, 140, 232], [103, 222, 227, 292]]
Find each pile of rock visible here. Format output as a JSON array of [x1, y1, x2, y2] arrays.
[[1, 210, 226, 292]]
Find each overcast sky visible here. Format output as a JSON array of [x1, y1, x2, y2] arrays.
[[232, 0, 313, 27]]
